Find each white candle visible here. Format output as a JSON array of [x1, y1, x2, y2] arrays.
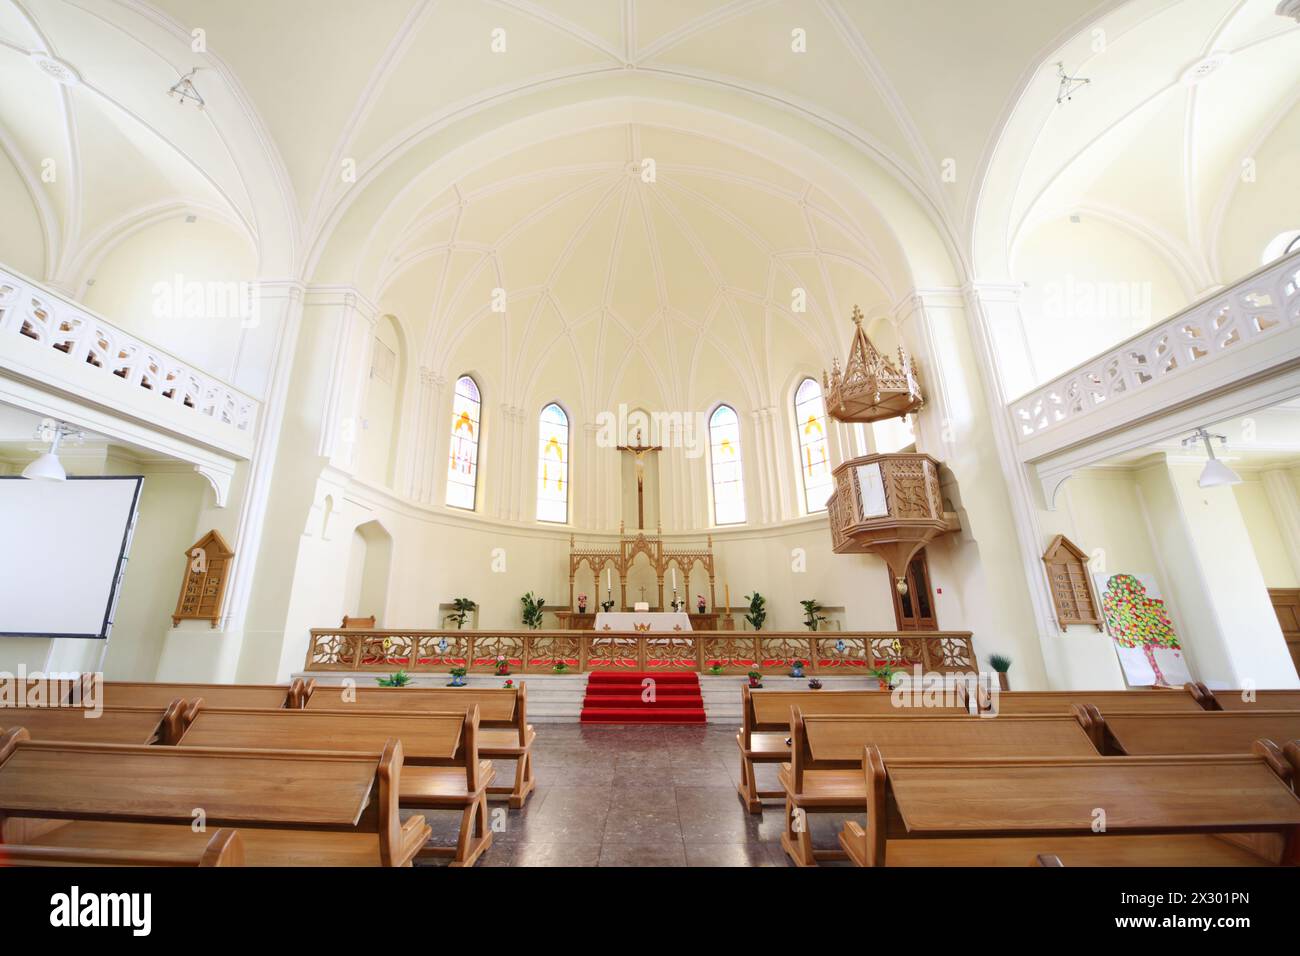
[[672, 568, 677, 589], [606, 568, 610, 589]]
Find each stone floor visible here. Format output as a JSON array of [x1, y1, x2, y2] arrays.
[[414, 723, 854, 867]]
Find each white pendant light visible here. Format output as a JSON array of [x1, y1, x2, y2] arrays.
[[1181, 426, 1241, 488], [21, 420, 80, 481]]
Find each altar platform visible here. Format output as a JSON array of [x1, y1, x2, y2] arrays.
[[554, 610, 728, 631]]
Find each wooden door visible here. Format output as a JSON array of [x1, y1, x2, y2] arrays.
[[892, 551, 937, 631], [1267, 589, 1300, 679]]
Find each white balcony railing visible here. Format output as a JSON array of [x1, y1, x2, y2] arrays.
[[0, 267, 258, 455], [1009, 251, 1300, 454]]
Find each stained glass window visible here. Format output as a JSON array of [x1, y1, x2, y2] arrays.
[[446, 375, 481, 510], [536, 402, 569, 524], [709, 404, 746, 525], [795, 377, 832, 513]]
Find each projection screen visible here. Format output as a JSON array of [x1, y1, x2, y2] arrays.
[[0, 475, 142, 639]]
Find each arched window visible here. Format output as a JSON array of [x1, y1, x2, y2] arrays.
[[709, 404, 746, 525], [446, 375, 481, 510], [794, 377, 833, 513], [536, 402, 569, 524]]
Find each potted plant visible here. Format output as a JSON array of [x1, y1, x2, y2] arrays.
[[503, 678, 515, 688], [807, 677, 823, 690], [798, 599, 828, 632], [448, 597, 477, 630], [870, 662, 897, 691], [600, 597, 615, 612], [552, 661, 570, 674], [577, 592, 588, 614], [744, 592, 767, 632], [447, 666, 468, 687], [376, 670, 412, 687], [789, 659, 806, 679], [746, 669, 763, 689], [520, 591, 546, 629], [494, 654, 510, 676], [707, 662, 725, 676], [989, 653, 1012, 691], [696, 594, 707, 614]]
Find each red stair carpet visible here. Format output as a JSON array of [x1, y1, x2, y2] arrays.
[[579, 671, 706, 724]]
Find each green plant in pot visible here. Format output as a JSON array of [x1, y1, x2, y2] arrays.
[[520, 591, 546, 629], [870, 662, 898, 691], [707, 662, 725, 676], [746, 669, 763, 689], [744, 592, 767, 632], [988, 653, 1012, 691], [447, 665, 468, 687], [447, 597, 477, 630], [798, 599, 828, 632], [376, 670, 411, 687], [552, 661, 570, 674], [789, 658, 806, 678]]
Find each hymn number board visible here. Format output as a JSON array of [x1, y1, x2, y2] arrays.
[[1041, 534, 1103, 631], [172, 529, 234, 627]]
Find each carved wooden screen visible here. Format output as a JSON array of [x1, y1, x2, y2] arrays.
[[1041, 534, 1103, 630], [172, 530, 233, 628]]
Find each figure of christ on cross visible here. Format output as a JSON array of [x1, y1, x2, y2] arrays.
[[616, 428, 662, 530]]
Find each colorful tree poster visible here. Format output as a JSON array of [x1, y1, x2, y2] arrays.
[[1093, 572, 1192, 687]]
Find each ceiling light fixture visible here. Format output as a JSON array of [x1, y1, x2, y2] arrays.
[[168, 68, 205, 110], [1055, 62, 1090, 104], [1180, 52, 1232, 86], [1181, 426, 1241, 488], [21, 420, 83, 482]]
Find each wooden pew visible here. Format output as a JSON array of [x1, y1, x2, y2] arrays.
[[1097, 709, 1300, 756], [0, 701, 186, 745], [737, 685, 969, 813], [780, 707, 1101, 865], [72, 677, 311, 711], [1, 828, 244, 867], [0, 727, 429, 866], [975, 685, 1206, 715], [176, 705, 494, 866], [304, 683, 536, 808], [1193, 684, 1300, 712], [840, 742, 1300, 866]]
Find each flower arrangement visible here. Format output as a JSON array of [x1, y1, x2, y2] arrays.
[[495, 654, 510, 676], [552, 661, 570, 674], [503, 678, 514, 688], [807, 677, 823, 690], [577, 592, 588, 613], [707, 662, 725, 676], [746, 669, 763, 688], [447, 666, 468, 687], [696, 594, 707, 613]]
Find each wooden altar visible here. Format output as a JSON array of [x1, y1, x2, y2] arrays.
[[555, 611, 727, 631], [568, 529, 726, 620]]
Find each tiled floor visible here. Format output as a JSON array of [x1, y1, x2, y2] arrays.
[[414, 723, 854, 867]]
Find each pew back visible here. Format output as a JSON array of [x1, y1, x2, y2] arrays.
[[1210, 689, 1300, 712], [80, 679, 304, 711], [304, 684, 519, 725], [744, 687, 967, 742], [177, 707, 464, 764], [979, 688, 1204, 715], [0, 703, 183, 746], [1102, 711, 1300, 755]]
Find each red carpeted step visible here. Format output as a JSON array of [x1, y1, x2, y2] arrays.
[[579, 672, 706, 724]]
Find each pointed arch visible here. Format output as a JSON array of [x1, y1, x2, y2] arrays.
[[446, 374, 481, 510], [708, 403, 746, 526], [794, 377, 832, 514], [536, 401, 570, 524]]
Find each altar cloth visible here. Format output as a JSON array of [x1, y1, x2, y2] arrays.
[[593, 612, 693, 632]]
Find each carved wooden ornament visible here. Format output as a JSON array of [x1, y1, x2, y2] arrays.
[[172, 529, 234, 628], [1041, 534, 1103, 631]]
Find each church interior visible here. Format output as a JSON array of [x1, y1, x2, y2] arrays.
[[1, 0, 1300, 879]]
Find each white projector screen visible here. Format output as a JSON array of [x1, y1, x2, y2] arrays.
[[0, 475, 142, 639]]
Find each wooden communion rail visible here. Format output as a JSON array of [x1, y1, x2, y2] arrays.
[[303, 628, 977, 675]]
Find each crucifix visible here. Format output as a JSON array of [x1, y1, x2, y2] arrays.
[[638, 586, 647, 605], [616, 428, 662, 530]]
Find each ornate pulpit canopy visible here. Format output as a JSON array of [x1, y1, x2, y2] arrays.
[[823, 305, 923, 423]]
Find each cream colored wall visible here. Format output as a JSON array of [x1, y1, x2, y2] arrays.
[[0, 150, 44, 279], [1234, 474, 1299, 588], [80, 217, 258, 384], [1220, 100, 1300, 280], [1012, 217, 1190, 387]]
